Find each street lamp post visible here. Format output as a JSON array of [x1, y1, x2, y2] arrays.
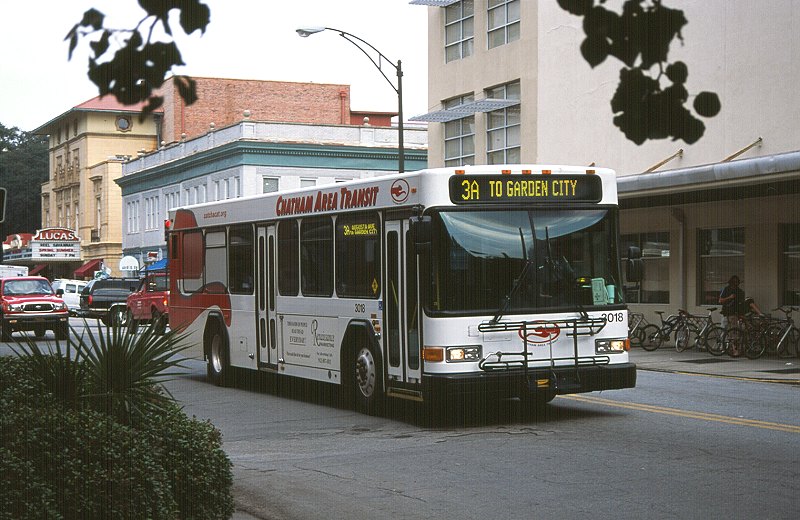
[[297, 26, 404, 173]]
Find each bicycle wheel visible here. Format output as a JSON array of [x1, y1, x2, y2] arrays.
[[744, 330, 767, 359], [775, 325, 796, 358], [640, 324, 661, 351], [629, 326, 644, 348], [723, 327, 744, 358], [704, 326, 726, 356], [675, 324, 691, 352]]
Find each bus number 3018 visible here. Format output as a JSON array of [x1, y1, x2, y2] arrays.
[[602, 312, 625, 323], [354, 303, 366, 314]]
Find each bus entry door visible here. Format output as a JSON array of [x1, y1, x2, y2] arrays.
[[384, 220, 422, 385], [257, 225, 278, 368]]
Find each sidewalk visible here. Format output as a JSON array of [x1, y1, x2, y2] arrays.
[[629, 345, 800, 384]]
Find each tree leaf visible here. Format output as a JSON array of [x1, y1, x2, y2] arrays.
[[179, 0, 211, 35]]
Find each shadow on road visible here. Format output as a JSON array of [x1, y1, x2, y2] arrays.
[[208, 366, 616, 429]]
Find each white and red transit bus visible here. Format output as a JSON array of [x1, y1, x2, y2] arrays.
[[166, 165, 638, 415]]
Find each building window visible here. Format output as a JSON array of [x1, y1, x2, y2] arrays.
[[488, 0, 520, 49], [782, 224, 800, 305], [698, 227, 744, 305], [301, 178, 316, 188], [116, 115, 131, 132], [443, 94, 475, 167], [445, 0, 474, 63], [621, 232, 670, 303], [486, 81, 521, 164], [262, 177, 278, 193]]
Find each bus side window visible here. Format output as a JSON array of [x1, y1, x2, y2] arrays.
[[182, 230, 204, 292], [229, 224, 254, 294], [278, 220, 299, 296], [335, 212, 380, 299], [301, 217, 333, 297]]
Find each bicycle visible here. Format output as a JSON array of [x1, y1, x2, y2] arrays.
[[721, 313, 771, 358], [640, 310, 691, 352], [628, 311, 649, 348], [685, 307, 725, 355], [750, 306, 799, 359]]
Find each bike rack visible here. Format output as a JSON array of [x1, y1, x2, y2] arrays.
[[477, 317, 608, 393]]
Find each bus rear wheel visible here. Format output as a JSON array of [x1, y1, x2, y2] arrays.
[[206, 323, 230, 387], [353, 344, 384, 416]]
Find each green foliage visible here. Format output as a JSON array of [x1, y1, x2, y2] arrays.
[[75, 321, 192, 424], [0, 124, 48, 233], [9, 336, 86, 409], [65, 1, 210, 116], [142, 406, 235, 520], [559, 0, 721, 145], [0, 324, 234, 520]]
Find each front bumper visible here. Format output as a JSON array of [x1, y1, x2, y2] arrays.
[[423, 362, 637, 400], [2, 312, 70, 331]]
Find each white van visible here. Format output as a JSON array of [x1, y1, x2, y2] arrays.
[[51, 279, 88, 315]]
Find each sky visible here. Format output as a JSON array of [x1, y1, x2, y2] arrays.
[[0, 0, 429, 132]]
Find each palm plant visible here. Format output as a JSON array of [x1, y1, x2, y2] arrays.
[[11, 319, 192, 425]]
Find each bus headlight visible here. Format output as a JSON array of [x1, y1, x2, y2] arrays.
[[595, 338, 629, 353], [446, 346, 482, 362]]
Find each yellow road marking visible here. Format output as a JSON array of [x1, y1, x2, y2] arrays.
[[562, 394, 800, 433]]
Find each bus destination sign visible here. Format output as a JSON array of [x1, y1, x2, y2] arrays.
[[449, 174, 602, 204]]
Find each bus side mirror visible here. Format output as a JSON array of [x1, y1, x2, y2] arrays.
[[626, 246, 643, 283], [409, 216, 432, 254]]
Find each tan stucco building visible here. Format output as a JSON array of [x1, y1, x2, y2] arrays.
[[412, 0, 800, 316]]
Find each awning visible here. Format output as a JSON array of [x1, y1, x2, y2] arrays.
[[29, 264, 47, 276], [410, 98, 519, 122], [409, 0, 459, 6], [144, 258, 168, 271], [74, 258, 103, 278]]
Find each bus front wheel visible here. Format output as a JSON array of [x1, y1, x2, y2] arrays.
[[353, 344, 384, 416], [206, 323, 230, 387]]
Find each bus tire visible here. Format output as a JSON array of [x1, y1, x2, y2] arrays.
[[353, 342, 384, 416], [206, 321, 230, 387]]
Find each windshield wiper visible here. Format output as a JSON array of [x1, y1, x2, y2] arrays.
[[491, 227, 533, 324]]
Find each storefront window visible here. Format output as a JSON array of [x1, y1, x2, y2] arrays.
[[782, 224, 800, 305], [698, 227, 744, 305], [622, 232, 670, 303]]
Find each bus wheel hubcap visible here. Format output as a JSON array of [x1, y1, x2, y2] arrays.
[[356, 348, 376, 398]]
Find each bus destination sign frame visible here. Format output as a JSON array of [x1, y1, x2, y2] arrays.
[[449, 174, 602, 204]]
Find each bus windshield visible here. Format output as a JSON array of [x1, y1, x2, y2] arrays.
[[428, 208, 623, 315]]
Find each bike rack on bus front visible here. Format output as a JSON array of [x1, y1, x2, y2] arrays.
[[477, 317, 608, 393]]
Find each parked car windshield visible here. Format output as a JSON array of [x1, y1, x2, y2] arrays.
[[3, 279, 54, 296]]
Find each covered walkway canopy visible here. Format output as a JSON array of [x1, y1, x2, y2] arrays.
[[143, 258, 168, 271], [28, 264, 47, 276], [73, 258, 102, 279]]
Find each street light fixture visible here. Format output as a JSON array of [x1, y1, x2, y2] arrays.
[[297, 26, 405, 173]]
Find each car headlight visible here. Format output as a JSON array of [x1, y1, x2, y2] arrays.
[[595, 338, 629, 353], [54, 301, 68, 311], [8, 304, 25, 312]]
